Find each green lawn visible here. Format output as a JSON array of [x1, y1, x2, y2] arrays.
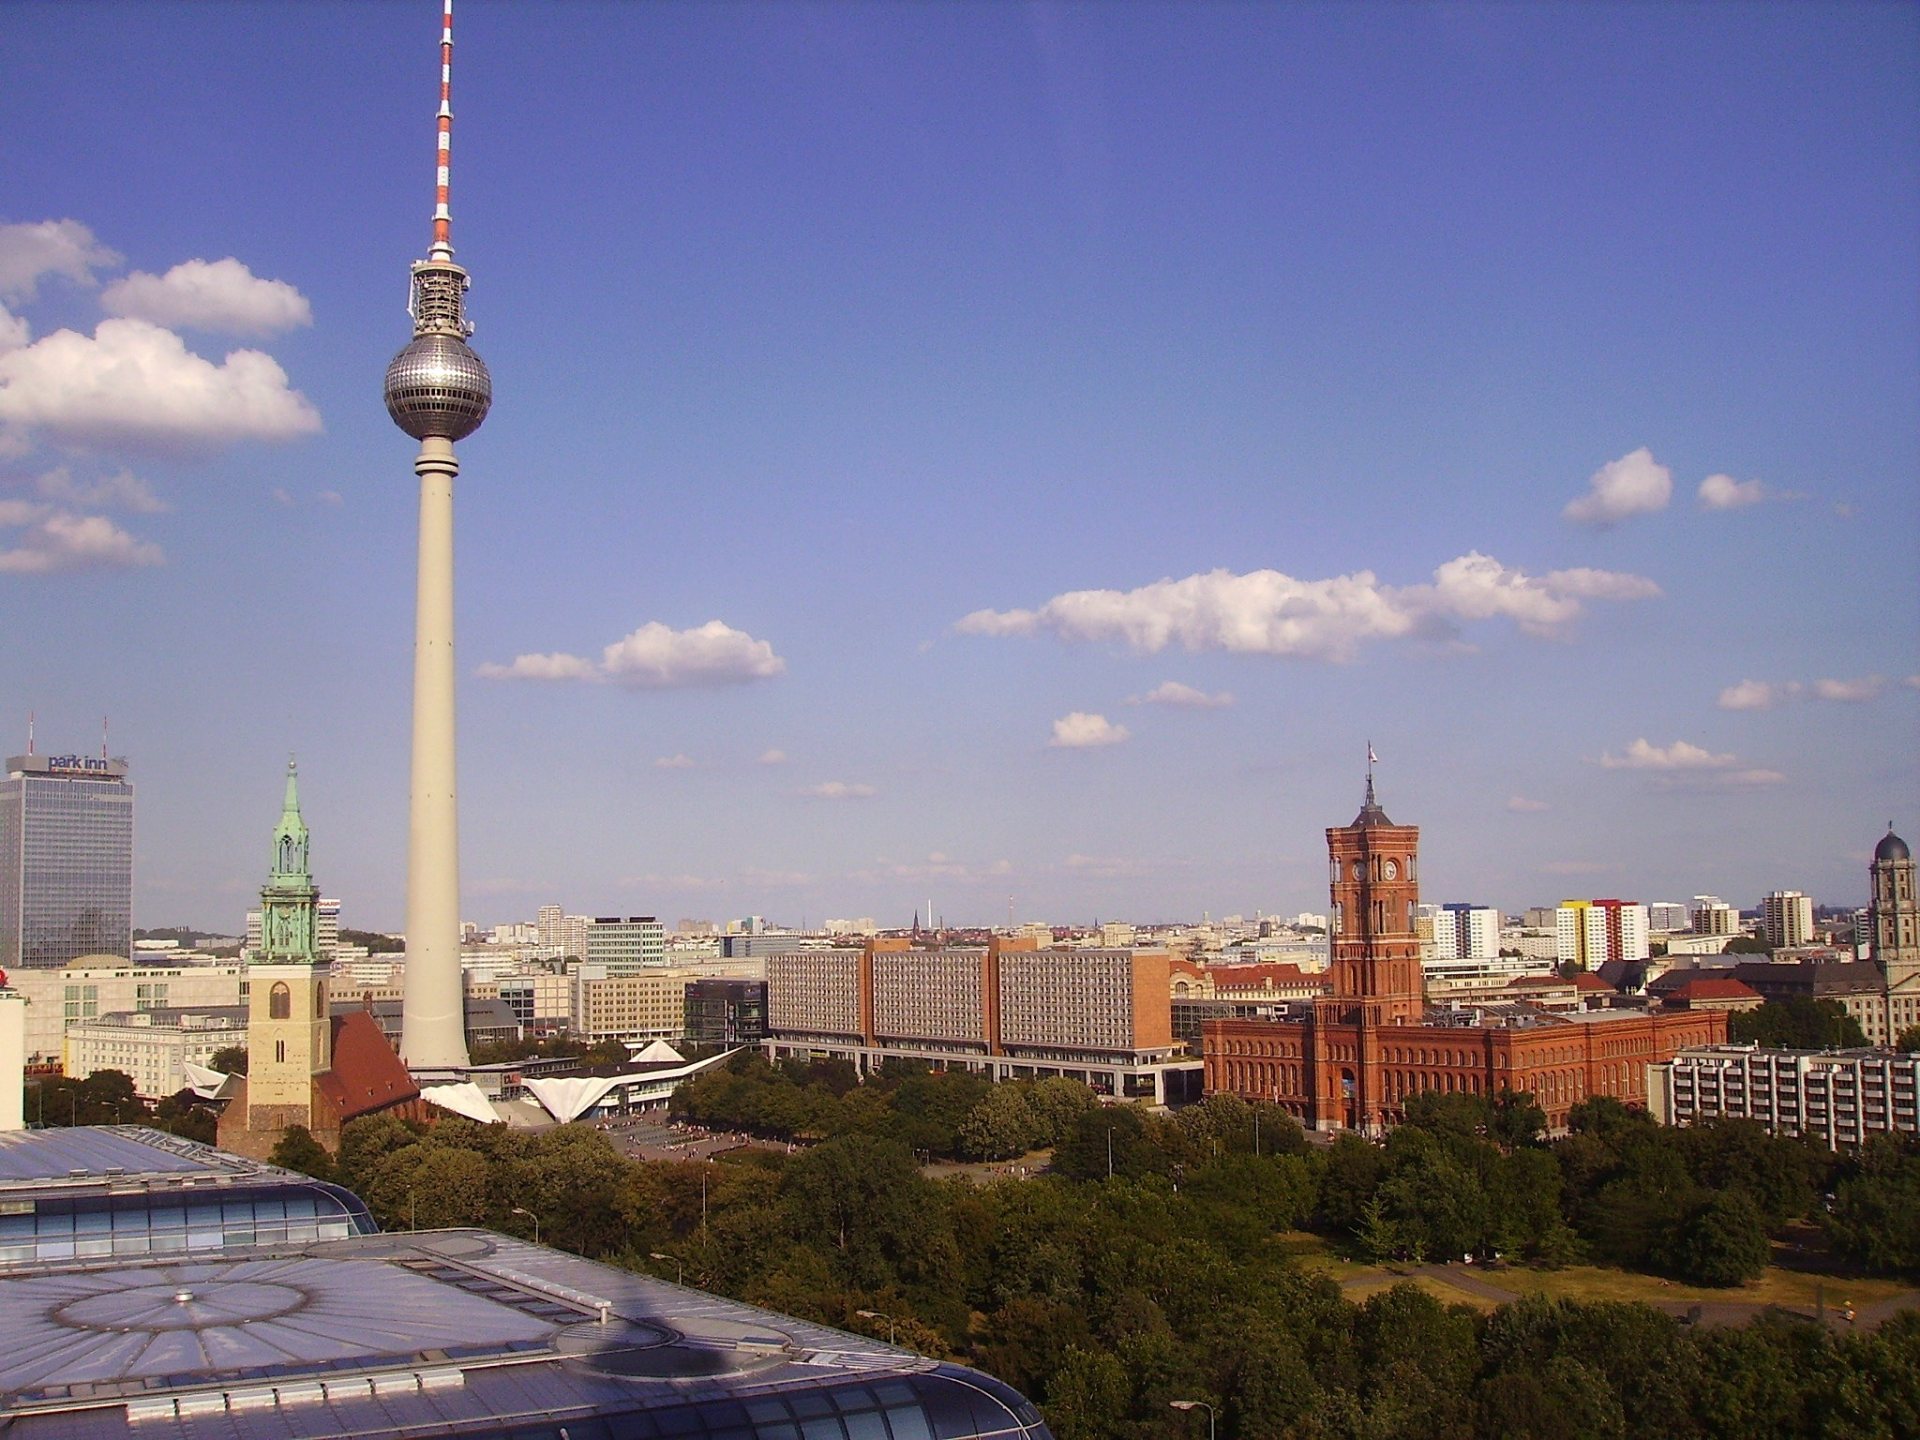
[[1273, 1230, 1916, 1314]]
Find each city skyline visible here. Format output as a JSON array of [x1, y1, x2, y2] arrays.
[[2, 4, 1915, 931]]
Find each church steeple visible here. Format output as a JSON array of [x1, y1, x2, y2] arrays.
[[271, 757, 311, 882], [256, 758, 321, 966]]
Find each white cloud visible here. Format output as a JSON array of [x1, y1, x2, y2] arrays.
[[0, 220, 120, 301], [1698, 473, 1802, 510], [1717, 678, 1798, 711], [315, 489, 342, 506], [29, 465, 166, 513], [1906, 675, 1920, 691], [1718, 676, 1892, 709], [757, 749, 788, 766], [0, 317, 321, 451], [602, 621, 785, 687], [270, 487, 296, 507], [1597, 737, 1785, 790], [0, 303, 29, 352], [1135, 680, 1233, 708], [1598, 738, 1736, 771], [1049, 711, 1130, 748], [1506, 795, 1549, 813], [957, 552, 1656, 662], [101, 258, 312, 337], [654, 753, 697, 770], [1813, 676, 1884, 703], [477, 620, 785, 689], [1697, 473, 1763, 510], [474, 651, 599, 682], [799, 781, 876, 800], [1562, 447, 1672, 527], [0, 510, 162, 574]]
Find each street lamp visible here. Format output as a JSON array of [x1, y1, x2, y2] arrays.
[[855, 1309, 896, 1345], [1106, 1126, 1115, 1179], [649, 1251, 685, 1286], [510, 1205, 541, 1246], [1169, 1400, 1215, 1439]]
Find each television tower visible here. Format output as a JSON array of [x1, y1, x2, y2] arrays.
[[384, 0, 491, 1074]]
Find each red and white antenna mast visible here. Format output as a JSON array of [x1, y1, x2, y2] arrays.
[[430, 0, 455, 261]]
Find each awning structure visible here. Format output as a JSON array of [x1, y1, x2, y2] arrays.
[[420, 1048, 739, 1125]]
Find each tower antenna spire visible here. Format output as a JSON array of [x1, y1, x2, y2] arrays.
[[386, 0, 492, 1078], [431, 0, 455, 260]]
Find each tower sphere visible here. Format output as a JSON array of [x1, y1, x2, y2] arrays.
[[383, 333, 492, 442]]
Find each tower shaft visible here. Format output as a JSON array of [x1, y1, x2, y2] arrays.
[[401, 437, 467, 1070]]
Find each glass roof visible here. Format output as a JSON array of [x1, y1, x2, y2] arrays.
[[0, 1231, 1053, 1440]]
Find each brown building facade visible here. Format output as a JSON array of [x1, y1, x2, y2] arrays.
[[1204, 778, 1725, 1132]]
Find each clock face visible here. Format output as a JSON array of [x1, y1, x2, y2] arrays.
[[1350, 861, 1365, 880], [1383, 860, 1399, 879]]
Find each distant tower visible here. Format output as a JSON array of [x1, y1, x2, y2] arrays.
[[243, 761, 331, 1134], [384, 0, 491, 1074], [1322, 763, 1423, 1026], [1870, 826, 1918, 1039]]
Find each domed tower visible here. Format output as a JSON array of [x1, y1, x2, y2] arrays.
[[385, 0, 489, 1075], [1870, 825, 1918, 1038]]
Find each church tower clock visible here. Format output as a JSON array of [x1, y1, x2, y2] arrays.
[[1323, 768, 1424, 1026]]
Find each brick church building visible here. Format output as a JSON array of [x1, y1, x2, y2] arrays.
[[1203, 774, 1723, 1133]]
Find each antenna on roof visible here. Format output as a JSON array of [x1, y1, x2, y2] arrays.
[[102, 715, 109, 761], [26, 712, 33, 756]]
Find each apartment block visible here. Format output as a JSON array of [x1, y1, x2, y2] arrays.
[[1761, 891, 1815, 950], [1556, 900, 1650, 970], [1649, 1044, 1919, 1148], [766, 941, 1197, 1102]]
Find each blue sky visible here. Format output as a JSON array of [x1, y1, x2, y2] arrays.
[[1, 2, 1914, 932]]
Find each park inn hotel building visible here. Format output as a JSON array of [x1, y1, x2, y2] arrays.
[[765, 939, 1198, 1103]]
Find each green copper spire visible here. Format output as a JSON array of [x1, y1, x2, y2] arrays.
[[271, 757, 311, 882], [256, 758, 322, 966]]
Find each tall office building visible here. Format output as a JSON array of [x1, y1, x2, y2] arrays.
[[1690, 895, 1738, 936], [1760, 890, 1815, 950], [0, 750, 134, 970], [584, 916, 668, 975], [1556, 899, 1650, 970], [386, 0, 493, 1074], [1429, 903, 1500, 960]]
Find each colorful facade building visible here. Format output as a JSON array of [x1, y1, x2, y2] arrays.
[[1203, 775, 1724, 1133]]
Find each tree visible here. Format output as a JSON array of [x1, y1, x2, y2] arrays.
[[1658, 1190, 1771, 1287], [957, 1085, 1041, 1161], [1729, 998, 1868, 1049], [1026, 1076, 1099, 1147], [209, 1045, 248, 1075], [1825, 1137, 1920, 1271], [151, 1090, 217, 1144], [1044, 1347, 1129, 1440], [1894, 1025, 1920, 1054], [269, 1124, 334, 1181], [1491, 1089, 1548, 1150], [1723, 934, 1772, 956]]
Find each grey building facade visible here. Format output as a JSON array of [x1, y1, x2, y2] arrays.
[[0, 752, 134, 970]]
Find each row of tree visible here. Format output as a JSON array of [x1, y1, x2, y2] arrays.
[[285, 1095, 1919, 1440], [674, 1052, 1105, 1160]]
